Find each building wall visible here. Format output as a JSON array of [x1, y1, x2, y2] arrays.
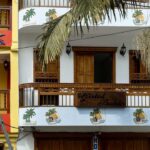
[[19, 33, 36, 84], [10, 0, 19, 135], [0, 0, 19, 148], [17, 133, 34, 150], [19, 28, 139, 84]]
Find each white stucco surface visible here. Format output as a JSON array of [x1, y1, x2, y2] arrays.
[[19, 27, 141, 84], [17, 133, 34, 150]]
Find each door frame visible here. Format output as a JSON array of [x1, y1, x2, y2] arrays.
[[73, 47, 117, 83], [34, 132, 93, 150]]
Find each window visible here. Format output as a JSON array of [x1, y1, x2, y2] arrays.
[[129, 50, 150, 83], [94, 53, 113, 83], [0, 144, 4, 150], [74, 47, 116, 83], [34, 49, 60, 83]]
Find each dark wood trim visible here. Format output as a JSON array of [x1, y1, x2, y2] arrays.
[[34, 132, 150, 139], [34, 132, 94, 138], [100, 132, 150, 139], [73, 47, 117, 52], [33, 48, 60, 83], [74, 47, 117, 83]]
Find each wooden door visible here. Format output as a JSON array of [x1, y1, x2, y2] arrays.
[[62, 138, 91, 150], [36, 138, 91, 150], [75, 53, 94, 83], [102, 138, 150, 150], [102, 139, 123, 150]]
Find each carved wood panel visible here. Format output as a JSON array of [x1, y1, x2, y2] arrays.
[[75, 91, 126, 107]]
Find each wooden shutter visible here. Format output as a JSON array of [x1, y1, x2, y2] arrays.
[[34, 50, 59, 83], [75, 53, 94, 83], [129, 50, 148, 83]]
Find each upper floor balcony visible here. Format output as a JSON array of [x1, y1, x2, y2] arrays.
[[19, 82, 150, 128], [19, 0, 149, 10], [0, 6, 12, 30], [18, 0, 150, 29], [19, 82, 150, 108], [19, 0, 70, 9]]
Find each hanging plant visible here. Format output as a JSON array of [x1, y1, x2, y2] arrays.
[[135, 28, 150, 73]]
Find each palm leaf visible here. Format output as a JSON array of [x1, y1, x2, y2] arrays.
[[38, 11, 73, 66], [38, 0, 142, 64]]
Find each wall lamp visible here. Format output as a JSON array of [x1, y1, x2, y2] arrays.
[[66, 42, 72, 55], [3, 60, 9, 70], [120, 43, 126, 56]]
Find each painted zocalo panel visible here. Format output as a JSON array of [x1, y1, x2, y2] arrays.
[[19, 107, 150, 126], [19, 7, 70, 29], [19, 8, 150, 29]]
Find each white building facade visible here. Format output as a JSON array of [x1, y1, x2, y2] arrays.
[[18, 1, 150, 150]]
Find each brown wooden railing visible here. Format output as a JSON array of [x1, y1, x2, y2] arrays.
[[35, 72, 59, 83], [19, 83, 150, 107], [19, 0, 70, 9], [0, 6, 12, 29], [0, 90, 9, 111], [130, 73, 150, 83]]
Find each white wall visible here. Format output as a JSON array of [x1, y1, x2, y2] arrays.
[[19, 33, 37, 84], [60, 28, 139, 83], [19, 8, 150, 29], [17, 133, 34, 150], [60, 47, 74, 83], [19, 27, 140, 84]]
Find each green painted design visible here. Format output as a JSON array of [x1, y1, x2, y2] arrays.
[[132, 10, 144, 24], [23, 9, 36, 22], [133, 108, 147, 123], [45, 108, 60, 123], [90, 108, 105, 124], [23, 108, 36, 123], [45, 9, 57, 21]]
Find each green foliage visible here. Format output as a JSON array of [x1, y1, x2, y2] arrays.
[[23, 9, 36, 22], [90, 108, 101, 116], [46, 108, 57, 116], [132, 10, 143, 18], [133, 108, 144, 117], [45, 9, 56, 16], [38, 0, 140, 65], [23, 108, 36, 122]]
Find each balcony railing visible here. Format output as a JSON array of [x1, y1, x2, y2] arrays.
[[19, 83, 150, 108], [0, 6, 12, 29], [0, 90, 9, 111], [19, 0, 70, 9], [130, 73, 150, 83]]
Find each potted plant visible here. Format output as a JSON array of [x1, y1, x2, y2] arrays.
[[23, 108, 36, 123], [132, 10, 144, 24], [90, 108, 105, 124], [133, 108, 146, 123], [45, 108, 60, 123], [45, 9, 57, 22]]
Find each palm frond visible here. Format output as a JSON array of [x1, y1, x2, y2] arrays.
[[38, 0, 142, 64], [38, 11, 73, 66], [136, 28, 150, 73]]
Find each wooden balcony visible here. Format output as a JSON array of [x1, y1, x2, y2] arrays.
[[19, 0, 70, 9], [130, 73, 150, 83], [0, 90, 9, 111], [0, 6, 11, 30], [19, 83, 150, 108]]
